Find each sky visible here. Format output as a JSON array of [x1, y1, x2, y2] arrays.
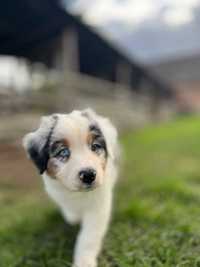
[[69, 0, 200, 28], [66, 0, 200, 62]]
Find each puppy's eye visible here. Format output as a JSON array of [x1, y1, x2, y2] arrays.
[[56, 148, 70, 159], [91, 143, 103, 152], [51, 142, 70, 161]]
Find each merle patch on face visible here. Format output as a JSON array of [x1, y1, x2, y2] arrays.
[[46, 139, 70, 178], [88, 124, 108, 159]]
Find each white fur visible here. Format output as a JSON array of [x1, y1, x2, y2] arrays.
[[23, 109, 119, 267]]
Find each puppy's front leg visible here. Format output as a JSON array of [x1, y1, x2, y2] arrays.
[[73, 198, 111, 267]]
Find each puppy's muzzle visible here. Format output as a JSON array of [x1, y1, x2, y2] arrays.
[[79, 168, 96, 186]]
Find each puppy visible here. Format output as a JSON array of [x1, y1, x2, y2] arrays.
[[23, 108, 119, 267]]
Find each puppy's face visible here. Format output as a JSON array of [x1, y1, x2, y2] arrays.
[[46, 114, 107, 191], [23, 109, 118, 192]]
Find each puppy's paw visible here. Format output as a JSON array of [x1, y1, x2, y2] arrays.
[[73, 257, 97, 267]]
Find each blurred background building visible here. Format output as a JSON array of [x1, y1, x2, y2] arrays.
[[0, 0, 171, 96], [1, 0, 200, 133], [0, 0, 176, 132], [150, 54, 200, 113]]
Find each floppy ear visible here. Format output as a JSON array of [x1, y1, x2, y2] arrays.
[[23, 115, 58, 174], [82, 108, 120, 162]]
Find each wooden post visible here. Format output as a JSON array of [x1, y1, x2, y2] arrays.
[[116, 60, 132, 87], [61, 27, 79, 73]]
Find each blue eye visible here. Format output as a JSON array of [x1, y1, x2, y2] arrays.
[[57, 148, 70, 159], [50, 141, 71, 161]]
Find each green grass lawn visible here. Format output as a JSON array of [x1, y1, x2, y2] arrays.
[[1, 116, 200, 267]]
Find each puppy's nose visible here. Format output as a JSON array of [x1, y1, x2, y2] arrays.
[[79, 168, 96, 185]]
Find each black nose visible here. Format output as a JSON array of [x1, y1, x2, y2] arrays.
[[79, 168, 96, 185]]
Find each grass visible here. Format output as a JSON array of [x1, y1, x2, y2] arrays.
[[2, 115, 200, 266]]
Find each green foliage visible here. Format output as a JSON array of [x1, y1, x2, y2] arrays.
[[1, 116, 200, 266]]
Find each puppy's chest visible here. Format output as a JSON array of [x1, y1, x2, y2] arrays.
[[45, 181, 100, 216]]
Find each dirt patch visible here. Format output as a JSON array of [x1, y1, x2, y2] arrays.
[[0, 142, 41, 190], [0, 113, 42, 141]]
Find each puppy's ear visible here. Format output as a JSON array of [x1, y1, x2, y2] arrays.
[[23, 115, 58, 174]]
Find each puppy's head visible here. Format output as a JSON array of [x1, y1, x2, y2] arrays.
[[23, 109, 118, 192]]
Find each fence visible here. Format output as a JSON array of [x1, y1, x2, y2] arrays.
[[0, 70, 175, 131]]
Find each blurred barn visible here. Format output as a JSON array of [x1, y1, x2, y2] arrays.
[[0, 0, 173, 100], [151, 54, 200, 113]]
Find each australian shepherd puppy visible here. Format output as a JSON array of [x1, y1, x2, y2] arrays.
[[23, 108, 119, 267]]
